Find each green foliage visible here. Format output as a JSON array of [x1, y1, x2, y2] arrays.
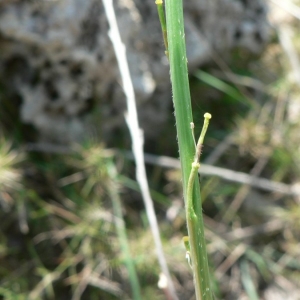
[[1, 2, 300, 299], [194, 70, 248, 105], [0, 142, 144, 299], [240, 260, 260, 300]]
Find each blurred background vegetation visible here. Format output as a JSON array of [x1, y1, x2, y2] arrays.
[[1, 1, 300, 300]]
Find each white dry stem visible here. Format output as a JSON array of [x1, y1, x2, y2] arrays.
[[140, 153, 297, 196], [268, 0, 300, 21], [278, 26, 300, 87], [25, 143, 300, 197], [101, 1, 178, 299]]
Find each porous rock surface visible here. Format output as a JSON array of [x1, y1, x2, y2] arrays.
[[0, 0, 269, 143]]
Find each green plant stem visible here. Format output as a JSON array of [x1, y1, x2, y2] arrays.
[[194, 113, 212, 162], [107, 161, 142, 300], [155, 0, 169, 57], [164, 1, 213, 299], [186, 114, 212, 299]]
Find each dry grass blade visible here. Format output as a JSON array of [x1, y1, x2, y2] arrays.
[[26, 143, 299, 196]]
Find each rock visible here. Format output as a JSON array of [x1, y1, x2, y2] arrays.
[[0, 0, 269, 143]]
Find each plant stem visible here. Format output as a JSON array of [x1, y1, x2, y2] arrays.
[[164, 0, 213, 299], [155, 0, 169, 57], [103, 0, 178, 298], [107, 161, 142, 300], [186, 114, 213, 300]]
